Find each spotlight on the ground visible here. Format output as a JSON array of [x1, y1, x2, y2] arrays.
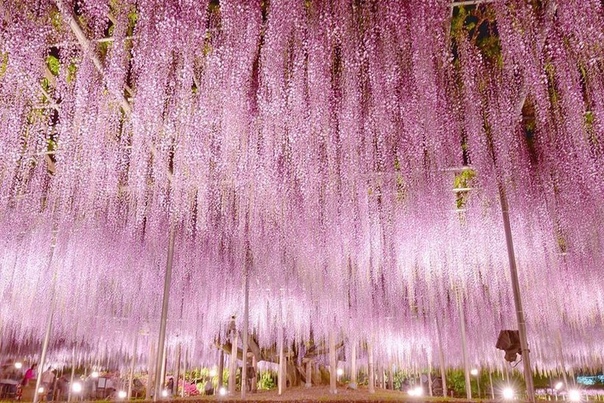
[[568, 389, 582, 402], [161, 389, 169, 397], [502, 387, 515, 400], [72, 382, 82, 393], [218, 387, 227, 396], [408, 386, 423, 396]]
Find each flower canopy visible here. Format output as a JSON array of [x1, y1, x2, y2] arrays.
[[1, 0, 603, 373]]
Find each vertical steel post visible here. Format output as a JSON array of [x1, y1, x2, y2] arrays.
[[329, 331, 337, 394], [498, 185, 535, 403], [153, 225, 176, 401], [350, 343, 357, 389], [458, 290, 472, 400], [368, 340, 375, 394], [241, 267, 249, 399], [34, 228, 58, 403]]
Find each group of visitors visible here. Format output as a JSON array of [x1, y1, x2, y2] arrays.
[[0, 362, 73, 401], [0, 362, 39, 400]]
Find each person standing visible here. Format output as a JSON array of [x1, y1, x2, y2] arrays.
[[40, 367, 55, 394], [20, 364, 38, 401], [21, 364, 37, 387]]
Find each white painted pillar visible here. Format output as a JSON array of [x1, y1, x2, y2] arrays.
[[368, 341, 375, 394], [305, 360, 312, 388], [350, 343, 357, 389], [329, 331, 337, 394]]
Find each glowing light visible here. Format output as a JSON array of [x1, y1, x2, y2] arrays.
[[14, 362, 22, 369], [162, 390, 169, 397], [219, 387, 227, 396], [336, 368, 344, 376], [408, 386, 423, 396], [555, 382, 564, 390], [470, 368, 478, 376], [502, 387, 515, 400], [72, 382, 82, 393], [568, 389, 582, 402], [38, 387, 45, 394], [209, 368, 217, 377], [118, 390, 127, 399], [91, 371, 99, 378]]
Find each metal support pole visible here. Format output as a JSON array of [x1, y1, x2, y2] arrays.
[[181, 348, 187, 398], [458, 291, 472, 400], [305, 360, 312, 388], [350, 343, 357, 389], [162, 340, 168, 391], [153, 225, 176, 401], [428, 359, 433, 397], [489, 370, 495, 399], [251, 351, 258, 393], [368, 340, 375, 394], [278, 327, 284, 395], [451, 0, 497, 7], [146, 339, 155, 400], [557, 332, 569, 388], [498, 185, 535, 403], [67, 344, 76, 402], [436, 317, 448, 398], [329, 331, 337, 394], [174, 344, 181, 396], [241, 268, 249, 399], [34, 230, 58, 403], [127, 335, 138, 399], [217, 349, 224, 391], [228, 318, 238, 395]]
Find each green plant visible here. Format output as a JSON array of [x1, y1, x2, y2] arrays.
[[256, 370, 276, 390]]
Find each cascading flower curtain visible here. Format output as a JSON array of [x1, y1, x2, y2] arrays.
[[0, 0, 603, 371]]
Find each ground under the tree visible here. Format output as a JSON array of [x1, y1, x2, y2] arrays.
[[169, 386, 472, 402]]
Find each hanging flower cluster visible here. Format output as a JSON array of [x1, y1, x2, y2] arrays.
[[0, 0, 603, 373]]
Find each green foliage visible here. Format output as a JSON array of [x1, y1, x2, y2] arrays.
[[256, 371, 276, 390], [447, 369, 467, 395], [584, 110, 594, 126], [46, 55, 60, 76], [127, 7, 138, 37], [98, 40, 111, 61], [545, 62, 558, 105], [450, 6, 469, 39], [392, 371, 407, 390], [0, 52, 8, 79], [477, 35, 502, 66], [41, 77, 50, 94], [50, 9, 63, 31], [454, 168, 476, 209], [67, 62, 78, 83], [454, 168, 476, 189], [451, 5, 502, 67]]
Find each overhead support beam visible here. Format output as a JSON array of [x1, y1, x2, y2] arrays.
[[451, 0, 497, 6], [54, 0, 131, 115], [53, 0, 173, 183]]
